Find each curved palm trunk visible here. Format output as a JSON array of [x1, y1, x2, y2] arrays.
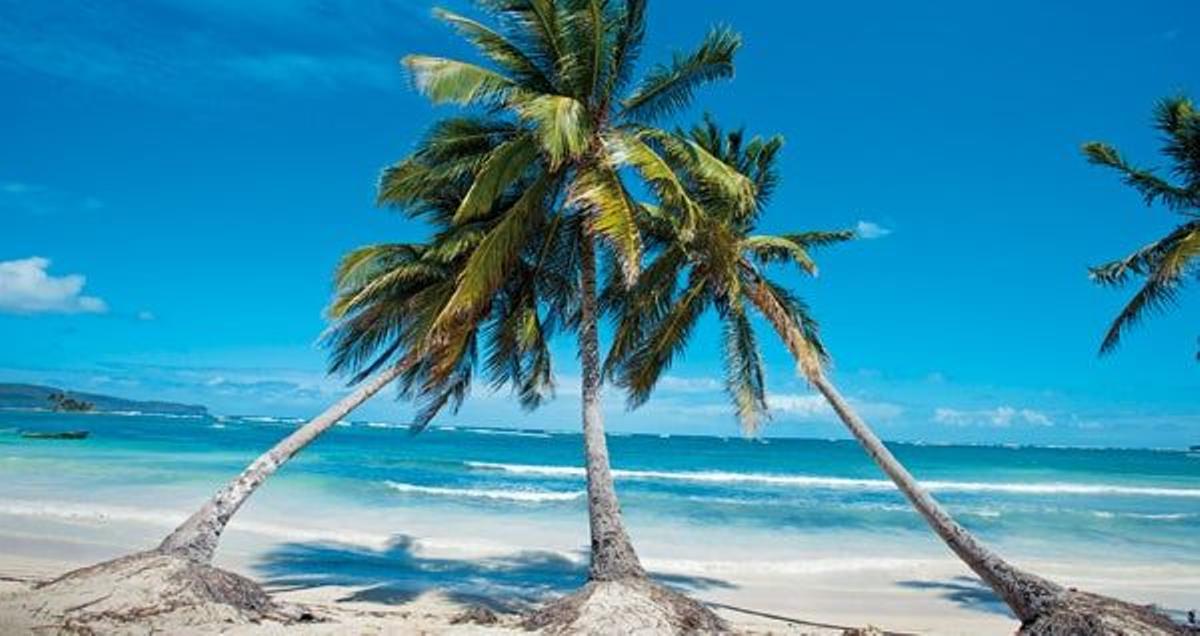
[[744, 281, 1061, 623], [809, 373, 1062, 622], [578, 232, 646, 581], [158, 361, 411, 563]]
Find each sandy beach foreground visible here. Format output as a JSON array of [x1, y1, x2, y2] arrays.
[[2, 507, 1197, 634]]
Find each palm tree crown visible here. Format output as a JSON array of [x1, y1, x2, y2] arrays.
[[1084, 95, 1200, 356], [608, 116, 853, 432]]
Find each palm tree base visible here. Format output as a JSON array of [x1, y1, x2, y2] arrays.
[[0, 551, 296, 633], [522, 577, 727, 635], [1019, 588, 1192, 635]]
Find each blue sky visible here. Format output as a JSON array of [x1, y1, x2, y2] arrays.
[[1, 0, 1196, 447]]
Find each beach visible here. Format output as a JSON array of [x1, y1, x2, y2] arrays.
[[2, 411, 1198, 634]]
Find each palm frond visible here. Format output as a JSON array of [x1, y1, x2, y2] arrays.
[[619, 26, 740, 122], [432, 174, 554, 332], [620, 271, 709, 407], [721, 298, 768, 435], [606, 128, 701, 236], [434, 8, 555, 92], [569, 164, 642, 284], [455, 134, 540, 222], [514, 94, 592, 166], [404, 55, 520, 106], [1082, 141, 1196, 212]]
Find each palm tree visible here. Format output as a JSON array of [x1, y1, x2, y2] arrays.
[[612, 118, 1188, 635], [158, 115, 566, 563], [395, 2, 753, 630], [26, 123, 534, 624], [1083, 96, 1200, 358]]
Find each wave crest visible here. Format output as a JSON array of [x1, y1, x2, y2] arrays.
[[464, 462, 1200, 498]]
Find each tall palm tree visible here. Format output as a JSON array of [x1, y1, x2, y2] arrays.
[[396, 2, 752, 630], [1083, 96, 1200, 358], [613, 118, 1188, 635]]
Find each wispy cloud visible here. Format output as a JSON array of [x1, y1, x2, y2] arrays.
[[933, 406, 1053, 428], [0, 257, 107, 315], [768, 392, 904, 422], [0, 180, 102, 215], [855, 220, 892, 239], [657, 375, 724, 393]]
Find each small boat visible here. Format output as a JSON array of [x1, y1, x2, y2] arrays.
[[20, 430, 90, 440], [1191, 445, 1200, 452]]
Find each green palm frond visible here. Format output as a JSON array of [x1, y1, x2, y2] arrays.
[[743, 235, 819, 274], [433, 8, 555, 92], [404, 55, 520, 105], [1093, 222, 1200, 353], [433, 174, 554, 332], [606, 128, 702, 235], [569, 164, 642, 284], [455, 135, 540, 222], [514, 94, 593, 166], [604, 0, 646, 97], [603, 246, 685, 377], [640, 126, 755, 216], [721, 298, 768, 435], [620, 271, 709, 407], [620, 26, 740, 122], [1082, 142, 1195, 212], [1153, 96, 1200, 185], [1085, 96, 1199, 356]]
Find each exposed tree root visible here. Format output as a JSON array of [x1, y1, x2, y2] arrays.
[[523, 578, 727, 635], [1020, 589, 1193, 636], [0, 551, 298, 635]]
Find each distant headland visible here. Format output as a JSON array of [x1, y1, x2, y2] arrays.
[[0, 383, 208, 417]]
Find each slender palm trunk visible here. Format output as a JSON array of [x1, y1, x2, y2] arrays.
[[578, 232, 645, 581], [158, 361, 411, 563], [743, 280, 1062, 622], [808, 373, 1062, 622]]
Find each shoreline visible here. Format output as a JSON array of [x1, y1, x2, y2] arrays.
[[4, 506, 1196, 634]]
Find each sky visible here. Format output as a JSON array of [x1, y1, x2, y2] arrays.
[[1, 0, 1197, 447]]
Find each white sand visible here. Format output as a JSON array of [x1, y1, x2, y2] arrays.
[[1, 504, 1197, 634]]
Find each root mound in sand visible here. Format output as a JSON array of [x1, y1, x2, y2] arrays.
[[1020, 589, 1193, 636], [523, 578, 727, 635], [0, 551, 289, 634]]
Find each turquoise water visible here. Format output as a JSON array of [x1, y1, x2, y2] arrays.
[[2, 410, 1199, 568]]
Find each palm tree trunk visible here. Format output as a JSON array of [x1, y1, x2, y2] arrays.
[[742, 279, 1062, 622], [807, 373, 1062, 622], [157, 360, 411, 563], [578, 231, 645, 582]]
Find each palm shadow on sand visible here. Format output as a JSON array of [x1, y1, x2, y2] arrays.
[[253, 534, 735, 612], [897, 576, 1011, 616]]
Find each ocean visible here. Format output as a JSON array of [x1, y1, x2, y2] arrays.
[[2, 409, 1198, 618]]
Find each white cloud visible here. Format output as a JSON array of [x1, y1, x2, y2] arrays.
[[136, 310, 156, 321], [855, 220, 892, 239], [768, 392, 904, 421], [934, 406, 1053, 428], [657, 376, 724, 393], [0, 257, 107, 314]]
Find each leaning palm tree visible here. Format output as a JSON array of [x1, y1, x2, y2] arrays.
[[9, 122, 535, 629], [1083, 96, 1200, 359], [612, 118, 1188, 635], [396, 2, 753, 631]]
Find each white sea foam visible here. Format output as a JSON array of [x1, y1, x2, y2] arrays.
[[463, 428, 553, 439], [464, 461, 1200, 498], [365, 421, 406, 429], [384, 481, 582, 502], [0, 500, 393, 547]]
